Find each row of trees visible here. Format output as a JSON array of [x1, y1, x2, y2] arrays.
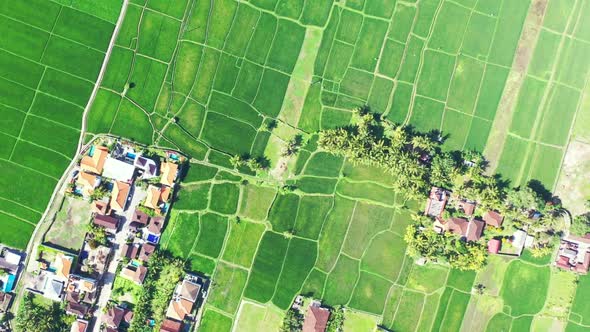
[[129, 250, 185, 332], [318, 108, 565, 268]]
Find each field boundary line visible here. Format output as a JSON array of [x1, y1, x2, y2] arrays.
[[483, 0, 548, 172], [78, 0, 130, 154]]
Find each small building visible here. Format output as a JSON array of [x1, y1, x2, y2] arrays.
[[43, 277, 65, 301], [457, 200, 476, 217], [0, 249, 22, 274], [76, 172, 101, 197], [54, 253, 74, 281], [488, 239, 502, 254], [465, 219, 485, 242], [160, 162, 179, 187], [66, 301, 89, 317], [138, 243, 156, 263], [144, 185, 169, 210], [80, 145, 109, 175], [93, 214, 119, 231], [134, 156, 158, 178], [302, 302, 330, 332], [147, 216, 165, 237], [66, 275, 98, 305], [105, 306, 125, 329], [120, 243, 140, 260], [110, 180, 131, 212], [165, 278, 202, 321], [425, 187, 449, 218], [92, 200, 110, 215], [121, 265, 148, 285], [103, 157, 136, 183], [160, 318, 183, 332], [446, 217, 469, 237], [0, 292, 13, 313], [483, 211, 504, 228], [555, 235, 590, 274], [70, 319, 88, 332]]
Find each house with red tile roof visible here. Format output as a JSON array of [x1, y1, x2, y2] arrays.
[[80, 145, 109, 175], [110, 181, 130, 212], [488, 239, 501, 254], [160, 162, 179, 187], [483, 211, 504, 228], [302, 303, 331, 332]]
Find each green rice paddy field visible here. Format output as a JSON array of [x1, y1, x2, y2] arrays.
[[2, 0, 590, 331], [0, 0, 122, 248]]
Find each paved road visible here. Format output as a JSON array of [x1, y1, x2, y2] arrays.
[[93, 188, 145, 332]]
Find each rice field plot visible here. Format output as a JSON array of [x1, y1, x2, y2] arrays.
[[0, 1, 120, 248], [103, 0, 589, 330]]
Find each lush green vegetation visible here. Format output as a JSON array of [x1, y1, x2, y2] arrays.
[[14, 293, 72, 332], [3, 0, 590, 331], [0, 0, 121, 248]]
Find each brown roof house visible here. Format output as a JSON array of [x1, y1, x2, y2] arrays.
[[70, 319, 88, 332], [121, 265, 148, 285], [92, 200, 110, 215], [132, 209, 150, 226], [105, 305, 125, 329], [138, 243, 156, 263], [110, 181, 131, 212], [425, 187, 450, 218], [80, 145, 109, 175], [93, 214, 119, 232], [483, 211, 504, 228], [120, 243, 140, 260], [147, 216, 165, 236], [303, 302, 331, 332], [166, 278, 202, 321], [160, 318, 183, 332], [438, 217, 484, 242], [457, 199, 476, 217], [160, 162, 179, 187]]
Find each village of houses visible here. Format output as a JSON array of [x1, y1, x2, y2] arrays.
[[1, 140, 590, 332], [0, 138, 207, 332], [424, 186, 590, 272]]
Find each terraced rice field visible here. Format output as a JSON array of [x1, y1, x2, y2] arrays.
[[0, 0, 121, 248]]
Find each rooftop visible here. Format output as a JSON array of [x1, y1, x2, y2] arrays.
[[303, 304, 330, 332], [80, 145, 109, 175], [110, 180, 131, 212], [160, 162, 178, 187], [103, 157, 136, 182]]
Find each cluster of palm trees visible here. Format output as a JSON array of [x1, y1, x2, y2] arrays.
[[404, 216, 487, 271], [15, 294, 69, 331], [229, 154, 270, 172], [318, 109, 436, 200]]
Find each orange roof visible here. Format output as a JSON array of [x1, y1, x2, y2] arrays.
[[110, 181, 130, 211], [80, 146, 109, 175], [145, 185, 161, 209], [161, 186, 171, 202], [160, 162, 178, 186], [166, 297, 194, 321], [76, 172, 99, 196], [54, 253, 73, 280]]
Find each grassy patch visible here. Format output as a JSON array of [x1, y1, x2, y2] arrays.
[[501, 261, 550, 316]]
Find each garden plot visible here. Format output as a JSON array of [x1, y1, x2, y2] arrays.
[[0, 0, 120, 248]]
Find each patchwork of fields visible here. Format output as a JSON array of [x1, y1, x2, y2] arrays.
[[0, 0, 121, 248], [2, 0, 590, 330]]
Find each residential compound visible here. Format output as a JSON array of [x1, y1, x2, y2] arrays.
[[15, 138, 205, 332], [425, 187, 533, 256]]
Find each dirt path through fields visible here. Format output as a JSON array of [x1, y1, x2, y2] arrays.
[[483, 0, 548, 172]]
